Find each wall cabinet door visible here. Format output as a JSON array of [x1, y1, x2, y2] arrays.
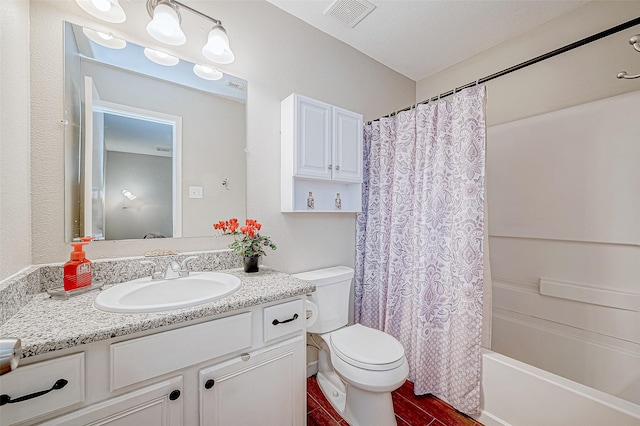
[[332, 106, 363, 183], [41, 376, 183, 426], [199, 336, 305, 426], [294, 95, 333, 180], [282, 93, 363, 212]]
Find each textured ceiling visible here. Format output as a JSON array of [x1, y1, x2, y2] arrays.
[[266, 0, 590, 81]]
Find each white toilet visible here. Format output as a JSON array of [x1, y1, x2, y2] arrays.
[[293, 266, 409, 426]]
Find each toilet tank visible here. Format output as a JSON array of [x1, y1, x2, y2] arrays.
[[292, 266, 354, 334]]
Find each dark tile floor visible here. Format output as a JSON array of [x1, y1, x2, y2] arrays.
[[307, 376, 483, 426]]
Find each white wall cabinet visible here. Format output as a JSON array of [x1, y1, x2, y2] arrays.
[[282, 93, 363, 212], [1, 298, 307, 425]]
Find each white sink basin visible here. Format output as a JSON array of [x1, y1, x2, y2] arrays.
[[94, 272, 241, 313]]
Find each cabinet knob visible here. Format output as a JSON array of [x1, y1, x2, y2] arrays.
[[241, 353, 251, 362], [328, 164, 332, 170], [204, 379, 215, 389], [169, 390, 181, 401], [335, 165, 341, 171]]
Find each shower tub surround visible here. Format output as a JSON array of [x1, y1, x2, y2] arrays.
[[0, 250, 313, 358]]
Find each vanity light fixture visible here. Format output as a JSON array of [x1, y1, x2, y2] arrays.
[[75, 0, 126, 23], [202, 24, 235, 64], [193, 64, 223, 81], [146, 0, 235, 64], [144, 48, 180, 66], [82, 27, 126, 49], [146, 0, 186, 46], [121, 190, 137, 200]]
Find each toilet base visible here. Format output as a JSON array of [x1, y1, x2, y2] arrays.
[[317, 372, 397, 426], [317, 371, 346, 413]]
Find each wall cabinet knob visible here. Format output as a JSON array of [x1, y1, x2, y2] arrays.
[[335, 165, 341, 171], [204, 379, 215, 389], [169, 390, 181, 401]]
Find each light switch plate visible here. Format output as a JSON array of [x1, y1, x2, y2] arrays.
[[189, 186, 203, 199]]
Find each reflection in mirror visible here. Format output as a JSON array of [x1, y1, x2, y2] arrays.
[[64, 21, 247, 242]]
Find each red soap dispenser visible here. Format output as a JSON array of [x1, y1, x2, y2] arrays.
[[63, 237, 93, 291]]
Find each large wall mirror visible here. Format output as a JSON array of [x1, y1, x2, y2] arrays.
[[64, 21, 247, 242]]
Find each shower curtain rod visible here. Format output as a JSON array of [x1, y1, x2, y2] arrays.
[[367, 16, 640, 125]]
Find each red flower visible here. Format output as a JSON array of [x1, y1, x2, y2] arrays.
[[213, 217, 277, 257]]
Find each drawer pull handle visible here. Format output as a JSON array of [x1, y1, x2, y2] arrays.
[[204, 379, 215, 389], [169, 390, 181, 401], [0, 378, 68, 406], [272, 313, 299, 326]]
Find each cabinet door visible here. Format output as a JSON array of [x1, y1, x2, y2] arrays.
[[200, 336, 305, 426], [332, 106, 363, 183], [294, 95, 332, 180], [41, 376, 183, 426]]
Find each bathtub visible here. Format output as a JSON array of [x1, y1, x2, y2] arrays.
[[474, 349, 640, 426]]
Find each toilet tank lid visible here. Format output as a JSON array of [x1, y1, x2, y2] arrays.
[[291, 266, 354, 286]]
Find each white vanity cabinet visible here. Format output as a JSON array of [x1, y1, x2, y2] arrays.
[[199, 336, 305, 426], [281, 93, 363, 212], [1, 298, 307, 426], [40, 376, 184, 426], [0, 353, 85, 425]]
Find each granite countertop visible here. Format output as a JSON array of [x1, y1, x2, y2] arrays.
[[0, 267, 315, 359]]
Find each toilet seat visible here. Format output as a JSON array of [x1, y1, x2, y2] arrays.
[[329, 324, 405, 371]]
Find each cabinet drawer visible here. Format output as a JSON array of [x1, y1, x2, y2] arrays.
[[0, 353, 85, 425], [41, 376, 183, 426], [111, 312, 252, 390], [263, 300, 304, 342]]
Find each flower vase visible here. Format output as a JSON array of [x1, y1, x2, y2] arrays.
[[243, 255, 260, 273]]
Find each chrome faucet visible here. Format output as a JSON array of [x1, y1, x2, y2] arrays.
[[163, 260, 183, 280], [140, 256, 198, 280]]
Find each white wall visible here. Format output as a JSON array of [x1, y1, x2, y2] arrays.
[[0, 0, 31, 280], [416, 2, 640, 126], [417, 1, 640, 404], [27, 0, 415, 272]]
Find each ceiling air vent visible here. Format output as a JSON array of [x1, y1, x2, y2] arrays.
[[227, 81, 247, 92], [324, 0, 376, 28]]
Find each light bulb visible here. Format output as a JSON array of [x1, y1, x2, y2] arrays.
[[75, 0, 126, 23], [121, 190, 136, 200], [202, 25, 235, 64], [144, 48, 179, 66], [193, 64, 223, 81], [82, 27, 126, 49], [146, 3, 186, 45], [90, 0, 111, 12], [96, 31, 113, 41]]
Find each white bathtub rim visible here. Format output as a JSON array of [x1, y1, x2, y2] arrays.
[[481, 349, 640, 418]]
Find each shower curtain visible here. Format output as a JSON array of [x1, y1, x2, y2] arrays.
[[355, 85, 486, 415]]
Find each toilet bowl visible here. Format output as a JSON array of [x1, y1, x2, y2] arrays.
[[293, 266, 408, 426]]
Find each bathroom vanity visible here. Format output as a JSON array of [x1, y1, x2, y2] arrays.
[[0, 266, 313, 425]]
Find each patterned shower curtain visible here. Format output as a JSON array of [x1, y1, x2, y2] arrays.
[[355, 85, 486, 415]]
